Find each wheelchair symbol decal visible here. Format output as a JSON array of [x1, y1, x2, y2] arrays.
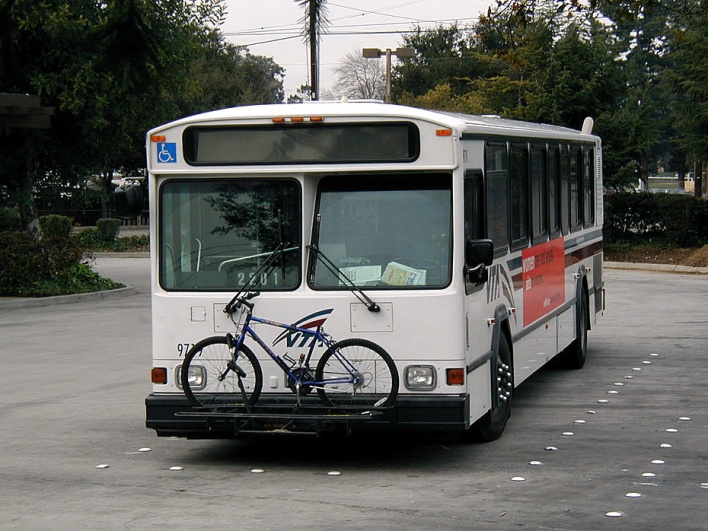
[[157, 142, 177, 163]]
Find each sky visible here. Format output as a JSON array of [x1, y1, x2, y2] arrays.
[[222, 0, 494, 99]]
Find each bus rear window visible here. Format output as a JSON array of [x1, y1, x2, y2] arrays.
[[183, 123, 419, 165]]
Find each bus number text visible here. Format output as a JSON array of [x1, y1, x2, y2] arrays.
[[177, 343, 194, 357]]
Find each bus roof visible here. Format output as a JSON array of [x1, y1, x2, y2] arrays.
[[150, 101, 598, 142]]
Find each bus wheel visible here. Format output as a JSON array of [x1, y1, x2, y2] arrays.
[[558, 288, 588, 370], [464, 333, 513, 443]]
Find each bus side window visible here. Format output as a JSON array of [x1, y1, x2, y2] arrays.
[[464, 169, 485, 241], [569, 145, 582, 231], [583, 146, 595, 227], [548, 145, 561, 236], [560, 145, 570, 235], [531, 144, 547, 244], [510, 143, 529, 249], [485, 142, 509, 255]]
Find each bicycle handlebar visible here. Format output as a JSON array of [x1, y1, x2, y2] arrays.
[[224, 291, 260, 314]]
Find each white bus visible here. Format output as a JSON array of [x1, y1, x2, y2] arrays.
[[139, 102, 604, 441]]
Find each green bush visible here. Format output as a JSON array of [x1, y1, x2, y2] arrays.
[[25, 261, 121, 296], [74, 227, 100, 248], [96, 218, 121, 242], [39, 214, 73, 242], [0, 206, 22, 231], [111, 234, 149, 251], [72, 228, 149, 252], [692, 197, 708, 238], [604, 192, 708, 247], [0, 231, 50, 295], [658, 194, 703, 247], [0, 229, 120, 297]]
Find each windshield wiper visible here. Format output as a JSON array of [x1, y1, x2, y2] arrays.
[[224, 242, 292, 313], [307, 244, 380, 313]]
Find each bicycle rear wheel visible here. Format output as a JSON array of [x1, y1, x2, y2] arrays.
[[315, 338, 399, 410], [181, 335, 262, 409]]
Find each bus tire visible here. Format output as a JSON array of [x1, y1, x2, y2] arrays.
[[464, 332, 513, 443], [558, 288, 588, 370]]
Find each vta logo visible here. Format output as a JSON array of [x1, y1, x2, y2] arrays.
[[272, 309, 334, 348]]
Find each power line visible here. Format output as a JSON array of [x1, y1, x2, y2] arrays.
[[226, 21, 482, 48], [234, 28, 466, 48], [225, 17, 479, 38], [226, 18, 476, 38], [328, 0, 433, 23], [224, 0, 482, 43], [235, 34, 303, 47]]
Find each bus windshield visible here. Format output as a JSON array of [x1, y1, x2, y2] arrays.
[[311, 173, 452, 289], [160, 179, 301, 291]]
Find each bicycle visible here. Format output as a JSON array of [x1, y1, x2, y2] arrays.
[[180, 290, 399, 413]]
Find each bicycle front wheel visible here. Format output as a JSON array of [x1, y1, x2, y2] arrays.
[[315, 338, 399, 410], [181, 336, 262, 409]]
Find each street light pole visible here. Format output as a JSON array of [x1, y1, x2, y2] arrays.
[[385, 48, 392, 103], [362, 47, 414, 103]]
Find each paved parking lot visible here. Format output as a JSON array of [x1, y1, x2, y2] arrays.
[[0, 258, 706, 530]]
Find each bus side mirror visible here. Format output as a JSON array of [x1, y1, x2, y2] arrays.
[[465, 239, 493, 284], [114, 178, 144, 220]]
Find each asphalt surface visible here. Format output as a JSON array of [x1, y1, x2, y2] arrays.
[[1, 256, 707, 530]]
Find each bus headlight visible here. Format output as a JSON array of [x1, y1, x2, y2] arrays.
[[175, 365, 206, 390], [405, 365, 437, 390]]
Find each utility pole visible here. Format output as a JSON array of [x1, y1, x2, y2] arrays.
[[309, 0, 318, 100]]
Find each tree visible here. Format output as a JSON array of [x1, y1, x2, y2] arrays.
[[287, 84, 314, 103], [662, 2, 708, 168], [393, 1, 663, 189], [184, 38, 284, 114], [472, 10, 557, 120], [0, 0, 284, 231], [329, 51, 386, 100], [389, 0, 708, 191], [599, 1, 677, 188], [394, 24, 482, 101], [395, 6, 624, 125], [484, 0, 699, 187]]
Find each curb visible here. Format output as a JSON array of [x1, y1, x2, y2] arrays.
[[90, 252, 150, 259], [0, 286, 137, 310], [604, 261, 708, 274]]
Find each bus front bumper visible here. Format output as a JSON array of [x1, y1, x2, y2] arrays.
[[145, 393, 470, 438]]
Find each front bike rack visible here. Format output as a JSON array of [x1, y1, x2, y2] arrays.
[[176, 402, 396, 437]]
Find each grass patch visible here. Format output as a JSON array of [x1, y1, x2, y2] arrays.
[[18, 261, 123, 297], [604, 240, 702, 265]]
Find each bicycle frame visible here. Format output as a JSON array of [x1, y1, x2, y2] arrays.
[[232, 308, 362, 392]]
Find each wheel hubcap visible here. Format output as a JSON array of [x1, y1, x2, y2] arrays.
[[497, 362, 512, 403]]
